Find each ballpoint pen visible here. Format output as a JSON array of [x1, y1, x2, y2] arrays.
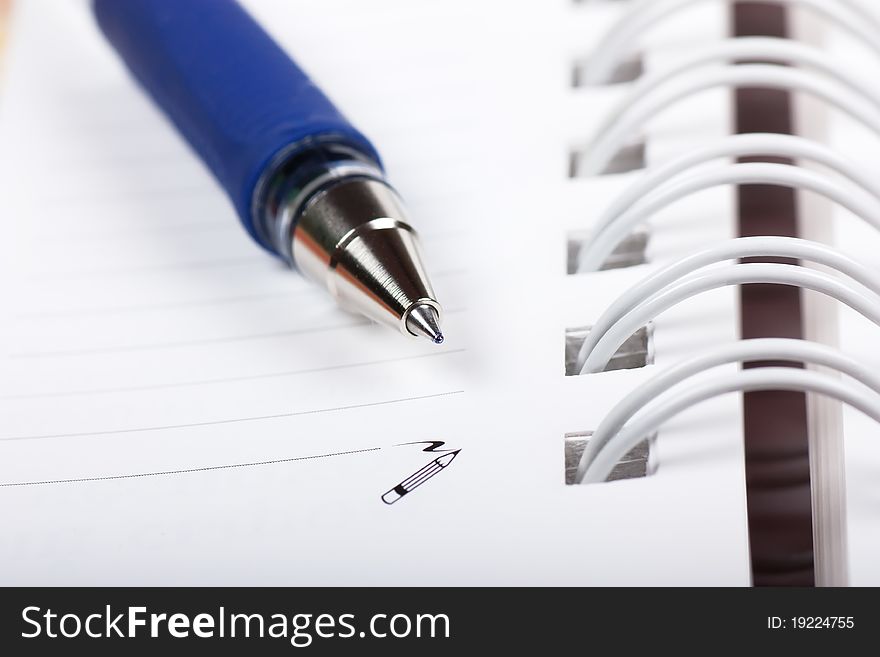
[[92, 0, 444, 343]]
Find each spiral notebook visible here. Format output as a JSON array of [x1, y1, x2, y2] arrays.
[[0, 0, 876, 586]]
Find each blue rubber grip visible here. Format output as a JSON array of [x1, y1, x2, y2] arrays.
[[92, 0, 381, 250]]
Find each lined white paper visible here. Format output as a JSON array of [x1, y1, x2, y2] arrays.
[[0, 0, 751, 585]]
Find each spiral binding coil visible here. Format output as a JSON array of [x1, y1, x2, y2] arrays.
[[570, 0, 880, 486]]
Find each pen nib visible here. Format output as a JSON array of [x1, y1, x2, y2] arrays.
[[406, 304, 444, 345]]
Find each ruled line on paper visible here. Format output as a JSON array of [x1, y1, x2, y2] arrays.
[[38, 189, 221, 213], [17, 271, 464, 320], [26, 255, 269, 281], [26, 251, 466, 283], [35, 218, 465, 243], [27, 206, 233, 236], [39, 110, 481, 145], [17, 262, 468, 318], [39, 219, 232, 243], [10, 306, 467, 359], [11, 320, 368, 357], [46, 148, 202, 173], [16, 291, 304, 319], [0, 446, 383, 488], [0, 348, 467, 400], [43, 182, 217, 206], [42, 159, 483, 206], [38, 181, 482, 214], [0, 390, 465, 442]]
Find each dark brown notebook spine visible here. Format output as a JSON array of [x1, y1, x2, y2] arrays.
[[734, 2, 815, 587]]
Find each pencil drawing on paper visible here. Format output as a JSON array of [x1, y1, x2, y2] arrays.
[[381, 442, 461, 505]]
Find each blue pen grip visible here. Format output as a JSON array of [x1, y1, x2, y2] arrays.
[[92, 0, 380, 249]]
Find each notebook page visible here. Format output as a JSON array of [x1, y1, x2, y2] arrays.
[[0, 0, 750, 584]]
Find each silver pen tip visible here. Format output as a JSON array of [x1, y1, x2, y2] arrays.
[[405, 303, 444, 344]]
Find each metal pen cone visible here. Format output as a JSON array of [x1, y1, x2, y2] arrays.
[[290, 178, 444, 338], [406, 304, 444, 344]]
